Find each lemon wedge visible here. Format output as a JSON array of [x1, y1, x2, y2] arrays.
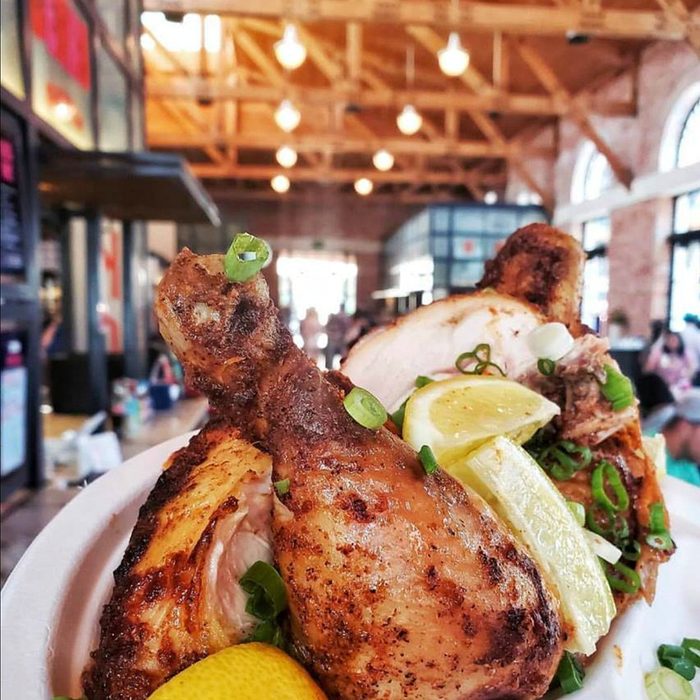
[[148, 643, 327, 700], [448, 437, 615, 656], [402, 375, 559, 463]]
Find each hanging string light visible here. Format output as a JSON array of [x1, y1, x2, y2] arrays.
[[276, 145, 298, 168], [438, 32, 470, 76], [372, 148, 395, 171], [397, 45, 422, 136], [354, 177, 374, 195], [274, 99, 301, 132], [274, 23, 307, 70], [271, 174, 291, 193]]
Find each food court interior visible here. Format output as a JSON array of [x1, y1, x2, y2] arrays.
[[1, 0, 699, 583]]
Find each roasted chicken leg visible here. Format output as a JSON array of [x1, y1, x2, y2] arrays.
[[155, 250, 564, 699]]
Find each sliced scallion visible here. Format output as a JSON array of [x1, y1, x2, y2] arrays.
[[555, 651, 585, 694], [591, 460, 630, 513], [599, 364, 635, 412], [605, 560, 641, 594], [644, 667, 694, 700], [274, 479, 290, 496], [586, 503, 630, 544], [240, 560, 288, 621], [537, 358, 556, 376], [415, 375, 434, 388], [455, 343, 506, 377], [418, 445, 439, 475], [224, 233, 270, 282], [390, 398, 408, 433], [681, 638, 700, 667], [649, 502, 667, 533], [343, 387, 387, 430], [647, 531, 674, 551]]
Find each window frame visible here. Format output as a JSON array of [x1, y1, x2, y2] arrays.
[[675, 98, 699, 169]]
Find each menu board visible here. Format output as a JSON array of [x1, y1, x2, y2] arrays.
[[0, 133, 25, 276], [0, 332, 28, 477]]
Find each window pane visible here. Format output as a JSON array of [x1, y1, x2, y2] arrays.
[[582, 216, 611, 251], [677, 100, 700, 169], [581, 255, 609, 332], [583, 150, 614, 201], [30, 0, 93, 148], [669, 240, 700, 332], [1, 0, 24, 98], [673, 190, 700, 234], [98, 46, 129, 151]]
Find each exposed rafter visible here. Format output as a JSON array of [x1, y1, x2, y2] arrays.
[[653, 0, 700, 56], [514, 37, 633, 188], [142, 0, 694, 42]]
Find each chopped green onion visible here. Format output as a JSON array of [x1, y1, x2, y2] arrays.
[[530, 439, 592, 481], [390, 398, 408, 433], [591, 460, 630, 513], [415, 375, 434, 388], [224, 233, 270, 282], [659, 645, 688, 662], [555, 651, 585, 694], [274, 479, 290, 496], [621, 540, 642, 562], [537, 358, 556, 376], [665, 658, 696, 682], [586, 503, 630, 543], [646, 531, 674, 551], [682, 638, 700, 667], [657, 641, 700, 681], [649, 502, 667, 533], [644, 667, 695, 700], [605, 560, 641, 594], [566, 500, 586, 527], [240, 561, 288, 621], [343, 387, 387, 430], [599, 364, 635, 412], [249, 620, 285, 648], [418, 445, 439, 475], [455, 343, 506, 377]]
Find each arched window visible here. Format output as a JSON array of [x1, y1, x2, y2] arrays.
[[677, 99, 699, 169], [582, 150, 615, 202]]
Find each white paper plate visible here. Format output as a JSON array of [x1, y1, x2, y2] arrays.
[[1, 433, 699, 700]]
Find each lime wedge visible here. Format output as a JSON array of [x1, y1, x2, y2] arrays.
[[403, 375, 559, 464], [448, 436, 616, 656]]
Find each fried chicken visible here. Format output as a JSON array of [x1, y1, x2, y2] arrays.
[[153, 249, 564, 700]]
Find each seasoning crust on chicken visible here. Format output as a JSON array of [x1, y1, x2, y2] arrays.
[[83, 422, 273, 700], [154, 249, 564, 700]]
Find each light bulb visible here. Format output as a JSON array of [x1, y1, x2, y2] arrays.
[[274, 24, 307, 70], [396, 104, 422, 136], [438, 32, 470, 77], [53, 100, 76, 122], [484, 190, 498, 205], [271, 174, 291, 193], [354, 177, 374, 196], [140, 33, 156, 51], [372, 149, 394, 172], [276, 145, 298, 168], [274, 99, 301, 133]]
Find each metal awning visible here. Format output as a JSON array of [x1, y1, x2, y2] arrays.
[[38, 149, 220, 225]]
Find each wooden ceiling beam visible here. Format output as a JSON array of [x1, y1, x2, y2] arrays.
[[146, 77, 635, 118], [347, 23, 363, 86], [148, 131, 552, 159], [189, 163, 503, 186], [142, 1, 691, 42], [653, 0, 700, 56], [514, 37, 633, 188]]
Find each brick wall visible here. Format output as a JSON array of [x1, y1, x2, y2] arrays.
[[507, 41, 700, 335]]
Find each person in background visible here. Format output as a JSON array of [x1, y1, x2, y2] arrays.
[[682, 314, 700, 384], [325, 304, 352, 369], [300, 307, 323, 365], [644, 329, 696, 399]]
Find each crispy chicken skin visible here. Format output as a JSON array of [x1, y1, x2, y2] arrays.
[[155, 249, 564, 700], [83, 422, 273, 700], [479, 223, 585, 332]]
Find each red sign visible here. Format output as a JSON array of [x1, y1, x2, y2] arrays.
[[30, 0, 90, 89], [0, 138, 16, 185]]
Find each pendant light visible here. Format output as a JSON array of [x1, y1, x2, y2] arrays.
[[397, 45, 422, 136], [271, 174, 291, 193], [276, 145, 298, 168], [372, 148, 395, 172], [274, 24, 307, 70], [274, 99, 301, 132], [354, 177, 374, 195], [438, 32, 469, 76]]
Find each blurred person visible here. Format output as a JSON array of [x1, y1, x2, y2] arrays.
[[325, 303, 352, 369], [346, 309, 376, 351], [300, 307, 323, 364], [644, 391, 700, 484], [682, 313, 700, 381], [644, 329, 696, 399]]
